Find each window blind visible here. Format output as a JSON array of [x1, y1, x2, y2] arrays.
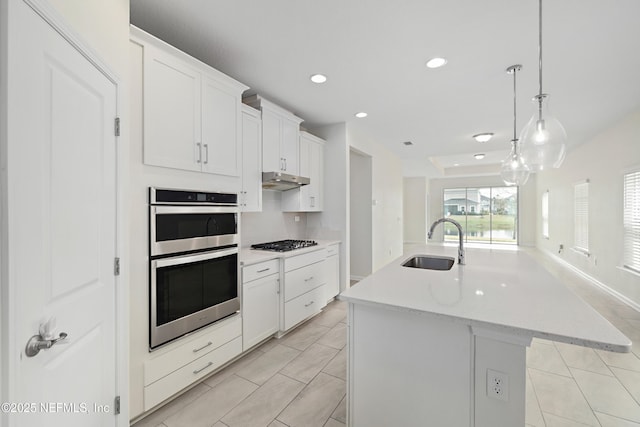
[[574, 182, 589, 253], [541, 191, 549, 239], [624, 171, 640, 273]]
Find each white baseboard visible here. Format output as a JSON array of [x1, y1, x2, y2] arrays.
[[543, 249, 640, 313]]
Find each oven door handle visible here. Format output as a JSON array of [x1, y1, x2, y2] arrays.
[[153, 247, 238, 268], [153, 206, 238, 215]]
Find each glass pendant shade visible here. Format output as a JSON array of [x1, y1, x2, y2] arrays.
[[519, 94, 567, 171], [501, 139, 530, 186]]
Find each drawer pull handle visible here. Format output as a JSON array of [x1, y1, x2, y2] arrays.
[[193, 341, 212, 353], [193, 361, 213, 375], [304, 276, 314, 282], [304, 300, 315, 307], [257, 268, 270, 273]]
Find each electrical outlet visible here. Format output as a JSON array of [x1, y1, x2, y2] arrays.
[[487, 369, 509, 402]]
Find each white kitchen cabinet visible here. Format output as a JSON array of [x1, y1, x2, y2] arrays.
[[133, 27, 248, 176], [283, 285, 326, 331], [142, 42, 201, 172], [242, 259, 279, 350], [142, 315, 242, 411], [325, 243, 340, 300], [283, 131, 325, 212], [240, 105, 262, 212], [244, 95, 303, 175], [201, 75, 244, 176], [282, 250, 327, 331]]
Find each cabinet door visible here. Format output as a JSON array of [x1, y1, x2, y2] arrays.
[[143, 44, 201, 171], [280, 117, 299, 175], [261, 109, 281, 172], [309, 139, 324, 211], [241, 107, 262, 212], [242, 274, 279, 350], [326, 254, 340, 299], [201, 75, 241, 176], [298, 135, 312, 210]]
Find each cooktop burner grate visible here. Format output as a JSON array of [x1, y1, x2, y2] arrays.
[[251, 239, 318, 252]]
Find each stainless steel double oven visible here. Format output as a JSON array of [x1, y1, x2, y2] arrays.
[[149, 187, 239, 350]]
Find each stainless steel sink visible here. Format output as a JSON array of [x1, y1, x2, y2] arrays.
[[402, 255, 455, 271]]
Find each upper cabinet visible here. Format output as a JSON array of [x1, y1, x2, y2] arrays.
[[283, 131, 325, 212], [132, 26, 248, 177], [244, 95, 303, 175], [240, 105, 262, 212]]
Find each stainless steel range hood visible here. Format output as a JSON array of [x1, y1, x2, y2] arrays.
[[262, 171, 310, 191]]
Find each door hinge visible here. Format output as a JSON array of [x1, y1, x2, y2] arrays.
[[114, 396, 120, 415], [114, 117, 120, 137], [114, 257, 120, 276]]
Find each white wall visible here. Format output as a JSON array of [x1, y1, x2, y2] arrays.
[[404, 177, 428, 244], [48, 0, 129, 79], [427, 175, 537, 247], [350, 149, 373, 279], [307, 123, 403, 283], [536, 109, 640, 307], [348, 127, 404, 272]]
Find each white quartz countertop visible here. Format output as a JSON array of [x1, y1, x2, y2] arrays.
[[239, 240, 341, 266], [339, 245, 632, 353]]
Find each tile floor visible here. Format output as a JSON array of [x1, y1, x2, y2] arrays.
[[133, 250, 640, 427]]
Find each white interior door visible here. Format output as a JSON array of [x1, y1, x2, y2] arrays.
[[6, 1, 118, 425]]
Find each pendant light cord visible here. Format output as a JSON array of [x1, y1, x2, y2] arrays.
[[513, 66, 517, 142], [537, 0, 543, 119], [538, 0, 543, 97]]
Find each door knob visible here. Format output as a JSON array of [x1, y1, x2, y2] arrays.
[[25, 317, 69, 357]]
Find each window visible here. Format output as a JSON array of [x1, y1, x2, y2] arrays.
[[574, 181, 589, 254], [541, 191, 549, 239], [623, 170, 640, 273], [442, 186, 518, 245]]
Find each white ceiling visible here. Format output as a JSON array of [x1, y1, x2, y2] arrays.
[[130, 0, 640, 178]]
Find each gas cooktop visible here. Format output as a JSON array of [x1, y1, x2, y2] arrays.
[[251, 239, 318, 252]]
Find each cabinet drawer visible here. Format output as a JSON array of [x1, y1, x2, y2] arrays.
[[144, 336, 242, 411], [242, 259, 279, 283], [144, 315, 241, 386], [284, 249, 326, 272], [285, 260, 326, 302], [326, 244, 339, 257], [284, 285, 326, 330]]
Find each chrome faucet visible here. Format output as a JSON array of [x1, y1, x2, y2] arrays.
[[428, 218, 465, 265]]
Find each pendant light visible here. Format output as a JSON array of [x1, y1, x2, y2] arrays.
[[501, 64, 530, 186], [519, 0, 567, 171]]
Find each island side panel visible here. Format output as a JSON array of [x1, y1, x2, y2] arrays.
[[347, 302, 473, 427], [473, 334, 527, 427]]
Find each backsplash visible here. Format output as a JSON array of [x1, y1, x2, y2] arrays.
[[240, 190, 308, 247]]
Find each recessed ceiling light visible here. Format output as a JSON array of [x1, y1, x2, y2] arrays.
[[474, 153, 486, 160], [355, 112, 368, 118], [473, 133, 494, 143], [426, 57, 447, 69], [310, 74, 327, 84], [453, 163, 460, 167]]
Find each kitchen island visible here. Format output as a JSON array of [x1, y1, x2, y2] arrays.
[[339, 245, 632, 427]]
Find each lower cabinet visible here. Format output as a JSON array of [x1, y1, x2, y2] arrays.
[[242, 264, 280, 351], [282, 250, 327, 331], [143, 315, 242, 411], [284, 284, 326, 330], [325, 243, 340, 300]]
